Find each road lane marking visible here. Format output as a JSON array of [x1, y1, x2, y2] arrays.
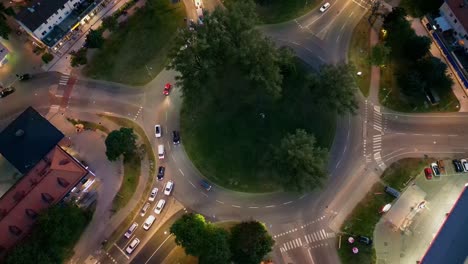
[[448, 134, 458, 137], [178, 168, 185, 176], [200, 191, 208, 197], [216, 200, 224, 204], [320, 229, 326, 239], [248, 206, 259, 209], [265, 205, 276, 208], [283, 201, 293, 205], [297, 238, 303, 246], [395, 132, 406, 135], [232, 205, 241, 208], [144, 235, 173, 264], [308, 248, 316, 264], [188, 180, 195, 188], [412, 133, 423, 136], [348, 11, 354, 18], [432, 134, 441, 137], [114, 243, 130, 259]]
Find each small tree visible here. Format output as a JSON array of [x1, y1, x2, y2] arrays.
[[102, 16, 118, 32], [41, 53, 54, 64], [85, 29, 104, 49], [105, 127, 138, 161], [170, 213, 208, 256], [230, 221, 274, 264], [70, 48, 88, 67]]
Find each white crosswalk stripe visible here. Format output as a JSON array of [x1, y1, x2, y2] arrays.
[[297, 238, 302, 246], [320, 229, 326, 239]]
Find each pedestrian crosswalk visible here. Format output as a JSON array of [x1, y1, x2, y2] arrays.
[[279, 229, 334, 253], [59, 74, 70, 86], [373, 105, 383, 133], [372, 105, 386, 170]]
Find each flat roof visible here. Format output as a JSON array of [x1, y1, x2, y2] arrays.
[[420, 186, 468, 263], [446, 0, 468, 31], [16, 0, 69, 31], [0, 107, 64, 174]]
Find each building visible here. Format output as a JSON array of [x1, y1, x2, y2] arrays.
[[0, 42, 9, 67], [16, 0, 103, 49], [439, 0, 468, 50], [0, 107, 93, 258], [419, 185, 468, 263]]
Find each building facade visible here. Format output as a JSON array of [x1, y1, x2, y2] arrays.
[[439, 0, 468, 50]]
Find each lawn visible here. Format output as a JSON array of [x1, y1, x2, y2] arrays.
[[381, 158, 426, 191], [112, 155, 141, 211], [83, 0, 186, 85], [379, 63, 459, 113], [181, 62, 336, 192], [224, 0, 319, 24], [348, 13, 371, 97]]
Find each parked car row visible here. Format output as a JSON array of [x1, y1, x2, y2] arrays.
[[424, 159, 468, 180]]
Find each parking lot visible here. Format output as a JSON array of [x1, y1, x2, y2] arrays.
[[375, 158, 468, 263]]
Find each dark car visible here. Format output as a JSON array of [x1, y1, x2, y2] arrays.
[[0, 87, 15, 98], [425, 23, 433, 31], [453, 159, 463, 172], [200, 180, 212, 191], [173, 131, 180, 145], [358, 235, 373, 245], [17, 73, 31, 81], [157, 166, 165, 181]]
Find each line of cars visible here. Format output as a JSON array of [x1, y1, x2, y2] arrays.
[[424, 159, 468, 179]]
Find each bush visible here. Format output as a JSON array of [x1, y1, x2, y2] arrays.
[[41, 53, 54, 64]]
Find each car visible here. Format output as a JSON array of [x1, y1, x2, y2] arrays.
[[0, 87, 15, 98], [431, 162, 440, 176], [124, 222, 138, 239], [17, 73, 31, 81], [358, 235, 372, 245], [158, 144, 165, 160], [126, 238, 140, 254], [453, 159, 463, 172], [154, 199, 166, 214], [148, 187, 158, 202], [140, 202, 151, 217], [164, 181, 174, 195], [437, 160, 446, 174], [163, 83, 172, 95], [424, 168, 433, 180], [155, 125, 162, 138], [157, 166, 165, 181], [173, 131, 180, 145], [319, 2, 330, 12], [461, 159, 468, 172], [200, 180, 212, 191], [143, 215, 156, 230]]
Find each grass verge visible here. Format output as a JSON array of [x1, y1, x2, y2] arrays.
[[338, 158, 426, 264], [379, 64, 459, 112], [348, 13, 371, 97], [112, 155, 141, 211], [66, 118, 110, 133], [84, 0, 185, 85]]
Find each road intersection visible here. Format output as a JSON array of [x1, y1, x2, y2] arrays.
[[1, 0, 467, 263]]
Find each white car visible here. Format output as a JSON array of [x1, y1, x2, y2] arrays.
[[319, 2, 331, 12], [154, 199, 166, 214], [143, 215, 156, 231], [155, 125, 162, 138], [126, 238, 140, 254], [148, 187, 158, 202], [140, 202, 150, 217], [461, 159, 468, 172], [430, 162, 440, 176], [164, 181, 174, 196]]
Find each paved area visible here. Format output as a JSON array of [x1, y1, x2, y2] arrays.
[[375, 159, 468, 263]]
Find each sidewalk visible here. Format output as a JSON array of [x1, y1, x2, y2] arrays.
[[368, 26, 380, 104]]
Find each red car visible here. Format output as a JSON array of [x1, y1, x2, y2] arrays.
[[163, 83, 172, 95], [424, 168, 433, 180]]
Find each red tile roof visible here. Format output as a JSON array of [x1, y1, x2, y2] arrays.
[[0, 146, 88, 253], [447, 0, 468, 31]]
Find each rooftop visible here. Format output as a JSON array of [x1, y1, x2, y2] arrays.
[[446, 0, 468, 31], [420, 186, 468, 264], [0, 107, 64, 174], [16, 0, 69, 31]]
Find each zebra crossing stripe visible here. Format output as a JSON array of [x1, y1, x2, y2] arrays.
[[305, 235, 309, 243], [297, 238, 302, 246], [320, 229, 326, 239]]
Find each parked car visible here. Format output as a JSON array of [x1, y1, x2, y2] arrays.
[[431, 162, 440, 176], [17, 73, 31, 81], [384, 186, 400, 198], [124, 222, 138, 239], [148, 187, 158, 202], [173, 131, 180, 145], [453, 159, 463, 172], [154, 199, 166, 214], [200, 180, 212, 191], [461, 159, 468, 172], [424, 168, 433, 180], [157, 166, 165, 181], [155, 125, 162, 138], [437, 160, 445, 174], [163, 83, 172, 95], [319, 2, 331, 12], [164, 181, 174, 195], [358, 235, 372, 245], [140, 202, 151, 217], [143, 215, 156, 231], [0, 87, 15, 98], [126, 238, 140, 254]]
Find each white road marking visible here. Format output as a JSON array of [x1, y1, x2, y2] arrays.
[[320, 229, 326, 239], [216, 200, 224, 204], [283, 201, 293, 205], [448, 134, 458, 137], [232, 205, 241, 208], [297, 238, 303, 246], [431, 134, 441, 137], [188, 180, 195, 188], [178, 168, 184, 176], [308, 248, 316, 264], [200, 192, 208, 197], [114, 243, 130, 259], [305, 235, 310, 243], [349, 11, 354, 18], [248, 206, 259, 209], [144, 235, 173, 264], [265, 205, 276, 208]]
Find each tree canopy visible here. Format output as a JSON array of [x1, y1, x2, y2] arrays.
[[85, 29, 104, 49], [170, 213, 208, 256], [230, 221, 275, 264], [0, 3, 12, 39], [105, 127, 138, 161], [400, 0, 443, 18]]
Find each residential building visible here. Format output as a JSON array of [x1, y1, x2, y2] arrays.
[[439, 0, 468, 50], [0, 107, 93, 258], [16, 0, 103, 48], [0, 42, 9, 67]]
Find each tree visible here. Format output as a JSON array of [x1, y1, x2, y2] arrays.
[[0, 3, 11, 39], [105, 127, 138, 161], [400, 0, 443, 17], [70, 48, 88, 67], [85, 29, 104, 49], [230, 221, 274, 264], [41, 53, 54, 64], [308, 64, 358, 114], [170, 213, 208, 256], [403, 35, 431, 61], [370, 44, 391, 66], [199, 226, 231, 264], [102, 16, 118, 32], [271, 129, 328, 192]]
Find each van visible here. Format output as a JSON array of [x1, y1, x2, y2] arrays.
[[143, 215, 156, 230], [385, 186, 400, 198], [158, 144, 165, 160], [124, 222, 138, 239], [154, 199, 166, 214]]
